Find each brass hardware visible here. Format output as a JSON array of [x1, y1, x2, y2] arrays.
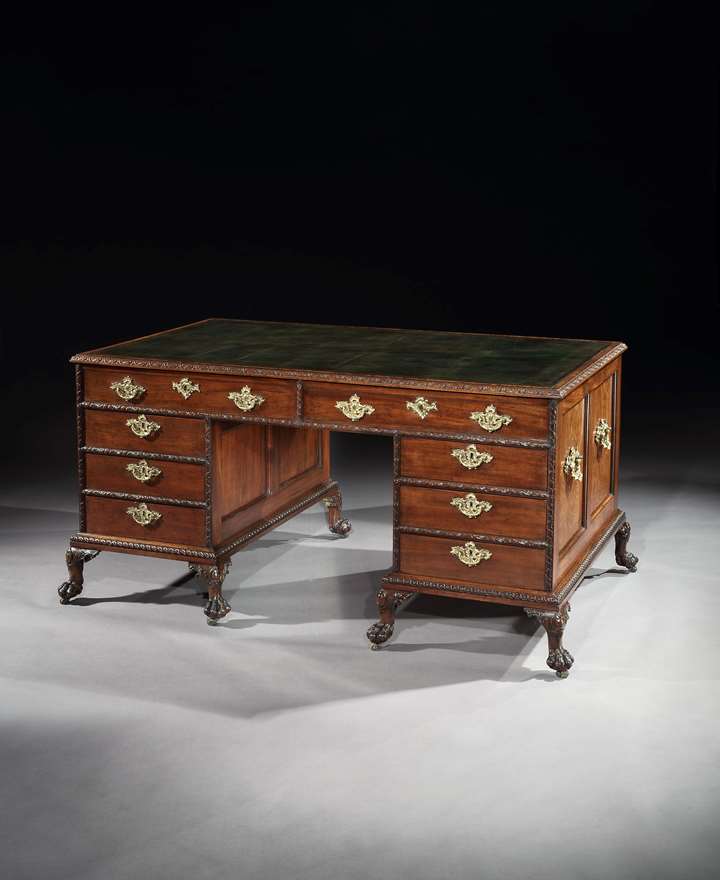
[[451, 444, 494, 469], [406, 396, 438, 420], [594, 418, 612, 450], [126, 503, 162, 526], [469, 404, 513, 432], [450, 541, 492, 567], [450, 493, 493, 519], [172, 378, 200, 400], [110, 376, 145, 401], [126, 460, 162, 483], [562, 446, 583, 481], [227, 386, 265, 411], [335, 394, 375, 421], [126, 414, 161, 438]]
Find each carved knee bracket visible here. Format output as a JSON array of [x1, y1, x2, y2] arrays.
[[58, 548, 99, 605], [525, 604, 574, 679]]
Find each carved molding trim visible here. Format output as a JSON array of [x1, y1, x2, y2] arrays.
[[82, 446, 207, 465], [544, 400, 558, 590], [396, 477, 548, 499], [381, 573, 559, 605], [76, 366, 86, 532], [553, 343, 627, 399], [83, 489, 207, 508], [397, 525, 547, 549], [204, 418, 213, 546], [69, 534, 216, 560]]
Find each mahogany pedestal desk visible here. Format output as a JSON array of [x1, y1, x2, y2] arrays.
[[59, 319, 638, 678]]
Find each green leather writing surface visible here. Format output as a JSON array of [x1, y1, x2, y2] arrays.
[[91, 319, 612, 387]]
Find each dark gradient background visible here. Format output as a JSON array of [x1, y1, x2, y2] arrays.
[[2, 6, 719, 880]]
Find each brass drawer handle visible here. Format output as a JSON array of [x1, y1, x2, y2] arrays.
[[126, 503, 162, 526], [172, 378, 200, 400], [406, 396, 438, 420], [450, 493, 493, 518], [562, 446, 583, 481], [126, 414, 161, 439], [594, 418, 612, 450], [126, 459, 162, 483], [450, 541, 492, 567], [228, 386, 265, 411], [451, 444, 494, 469], [336, 394, 375, 421], [469, 404, 512, 432], [110, 376, 145, 401]]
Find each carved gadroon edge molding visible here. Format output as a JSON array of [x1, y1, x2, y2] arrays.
[[79, 402, 550, 448], [82, 489, 207, 508], [396, 477, 549, 499], [396, 525, 546, 549], [544, 400, 558, 590], [82, 446, 207, 464], [69, 535, 217, 560], [72, 342, 627, 399]]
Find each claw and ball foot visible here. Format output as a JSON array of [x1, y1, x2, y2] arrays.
[[323, 492, 352, 537], [615, 520, 638, 572], [366, 588, 414, 650], [190, 562, 232, 625], [525, 604, 574, 678], [58, 548, 99, 604]]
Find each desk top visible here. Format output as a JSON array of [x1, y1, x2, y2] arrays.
[[73, 319, 625, 398]]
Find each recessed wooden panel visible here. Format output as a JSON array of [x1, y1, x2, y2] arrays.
[[587, 373, 615, 520], [270, 425, 322, 490], [399, 437, 547, 489], [398, 485, 546, 541], [84, 410, 205, 456], [85, 496, 206, 545], [85, 453, 205, 501], [398, 533, 546, 590], [555, 396, 586, 556], [303, 382, 548, 439], [213, 422, 267, 524], [84, 368, 297, 420]]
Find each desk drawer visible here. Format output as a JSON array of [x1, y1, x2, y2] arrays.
[[399, 437, 547, 490], [303, 382, 548, 439], [398, 485, 546, 541], [85, 453, 206, 502], [85, 496, 206, 546], [85, 410, 205, 457], [84, 368, 296, 420], [398, 533, 546, 590]]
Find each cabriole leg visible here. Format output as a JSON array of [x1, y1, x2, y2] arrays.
[[525, 604, 574, 679], [192, 562, 232, 625], [366, 589, 413, 650], [58, 548, 99, 605], [615, 520, 638, 572], [323, 490, 352, 537]]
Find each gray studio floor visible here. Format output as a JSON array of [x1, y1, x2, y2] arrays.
[[2, 430, 720, 880]]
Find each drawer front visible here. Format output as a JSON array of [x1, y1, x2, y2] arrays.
[[303, 382, 548, 439], [85, 410, 205, 457], [400, 437, 547, 490], [399, 533, 546, 590], [85, 453, 206, 502], [84, 368, 296, 420], [398, 485, 546, 541], [85, 496, 206, 546]]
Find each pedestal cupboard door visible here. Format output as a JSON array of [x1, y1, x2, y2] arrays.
[[556, 395, 586, 556], [587, 373, 616, 522]]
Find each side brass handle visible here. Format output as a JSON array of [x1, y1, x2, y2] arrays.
[[228, 386, 265, 411], [406, 396, 438, 420], [450, 493, 493, 519], [126, 460, 162, 483], [562, 446, 583, 481], [451, 444, 494, 469], [126, 414, 161, 439], [594, 418, 612, 450], [126, 503, 162, 526], [110, 376, 145, 401], [335, 394, 375, 421], [450, 541, 492, 567], [172, 378, 200, 400], [469, 404, 512, 432]]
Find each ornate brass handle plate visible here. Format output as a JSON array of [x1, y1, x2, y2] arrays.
[[450, 541, 493, 567], [594, 418, 612, 450], [335, 394, 375, 421], [172, 378, 200, 400], [228, 386, 265, 411], [451, 444, 494, 469], [126, 414, 161, 439], [110, 376, 145, 401], [450, 493, 493, 519], [126, 460, 162, 483], [469, 404, 513, 432], [562, 446, 583, 481], [126, 503, 162, 526], [406, 396, 438, 420]]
